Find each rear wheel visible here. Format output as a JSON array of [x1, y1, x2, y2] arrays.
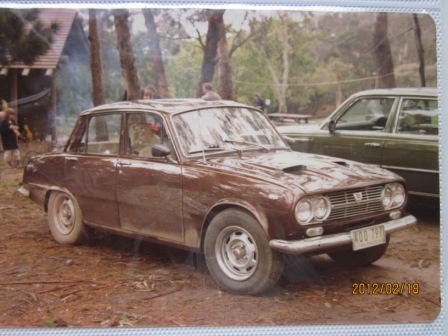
[[204, 209, 284, 295], [48, 191, 88, 244], [327, 236, 390, 267]]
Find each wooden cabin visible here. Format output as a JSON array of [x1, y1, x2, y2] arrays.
[[0, 9, 89, 142]]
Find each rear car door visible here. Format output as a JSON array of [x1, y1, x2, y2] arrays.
[[64, 112, 121, 228], [381, 97, 439, 198]]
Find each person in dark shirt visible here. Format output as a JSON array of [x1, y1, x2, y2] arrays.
[[0, 108, 20, 167], [253, 92, 266, 112]]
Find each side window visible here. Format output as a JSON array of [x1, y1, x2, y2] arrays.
[[335, 98, 394, 131], [84, 114, 121, 155], [126, 112, 175, 159], [66, 117, 87, 153], [397, 99, 438, 135]]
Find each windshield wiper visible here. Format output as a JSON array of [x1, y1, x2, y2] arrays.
[[188, 147, 225, 155], [224, 139, 270, 152]]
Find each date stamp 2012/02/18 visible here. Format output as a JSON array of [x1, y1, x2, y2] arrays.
[[352, 283, 419, 295]]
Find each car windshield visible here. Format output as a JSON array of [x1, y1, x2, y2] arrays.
[[173, 107, 289, 156]]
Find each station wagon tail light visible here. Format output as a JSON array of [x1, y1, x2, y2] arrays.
[[295, 196, 331, 225], [381, 183, 405, 209]]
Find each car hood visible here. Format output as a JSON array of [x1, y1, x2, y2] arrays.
[[204, 151, 400, 193]]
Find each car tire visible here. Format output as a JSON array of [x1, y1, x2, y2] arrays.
[[204, 209, 284, 295], [48, 191, 88, 245], [327, 235, 390, 267]]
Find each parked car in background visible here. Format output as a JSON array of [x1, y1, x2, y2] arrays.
[[267, 112, 312, 125], [20, 99, 416, 295], [277, 88, 439, 201]]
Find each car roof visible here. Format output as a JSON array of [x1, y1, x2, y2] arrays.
[[350, 87, 437, 98], [80, 99, 250, 116]]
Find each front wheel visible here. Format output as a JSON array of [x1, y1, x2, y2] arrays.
[[48, 191, 88, 244], [327, 236, 390, 267], [204, 209, 284, 295]]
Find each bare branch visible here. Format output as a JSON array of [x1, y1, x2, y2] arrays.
[[195, 28, 205, 49]]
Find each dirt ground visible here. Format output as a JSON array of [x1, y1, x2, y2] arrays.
[[0, 166, 441, 328]]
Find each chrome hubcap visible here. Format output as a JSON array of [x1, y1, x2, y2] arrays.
[[216, 226, 258, 281], [56, 197, 75, 234]]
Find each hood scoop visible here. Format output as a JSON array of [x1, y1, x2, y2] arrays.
[[333, 160, 348, 167], [283, 164, 306, 174]]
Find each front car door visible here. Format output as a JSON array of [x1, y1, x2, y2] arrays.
[[310, 96, 396, 165], [116, 111, 184, 243]]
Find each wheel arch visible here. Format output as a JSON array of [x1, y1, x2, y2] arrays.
[[199, 201, 269, 253], [44, 187, 80, 214]]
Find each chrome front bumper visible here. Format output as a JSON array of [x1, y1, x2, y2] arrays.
[[269, 214, 417, 254]]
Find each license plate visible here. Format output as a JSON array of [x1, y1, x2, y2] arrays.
[[351, 224, 386, 251]]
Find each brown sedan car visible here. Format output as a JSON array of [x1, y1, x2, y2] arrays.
[[20, 100, 416, 294]]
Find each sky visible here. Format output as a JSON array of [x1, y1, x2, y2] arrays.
[[125, 8, 305, 36]]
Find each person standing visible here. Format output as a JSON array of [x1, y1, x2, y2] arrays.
[[143, 85, 160, 99], [201, 82, 221, 101], [0, 108, 20, 168], [253, 92, 266, 112]]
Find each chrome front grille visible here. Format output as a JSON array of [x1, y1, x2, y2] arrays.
[[326, 185, 384, 221]]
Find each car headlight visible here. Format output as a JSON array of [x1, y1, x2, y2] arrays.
[[295, 196, 331, 224], [392, 183, 405, 206], [296, 199, 313, 223], [314, 196, 331, 220], [382, 185, 392, 208], [382, 183, 405, 209]]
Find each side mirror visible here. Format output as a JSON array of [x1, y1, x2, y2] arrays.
[[282, 135, 296, 144], [152, 144, 171, 157], [328, 120, 336, 134]]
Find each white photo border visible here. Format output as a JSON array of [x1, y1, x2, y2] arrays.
[[0, 0, 444, 335]]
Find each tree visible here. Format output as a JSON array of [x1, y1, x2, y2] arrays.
[[88, 9, 104, 106], [112, 9, 141, 100], [251, 14, 294, 113], [216, 13, 235, 100], [142, 9, 169, 98], [373, 13, 396, 88], [412, 14, 426, 87], [164, 39, 202, 98], [195, 10, 224, 97], [93, 11, 125, 103], [81, 8, 436, 114], [0, 9, 59, 65], [191, 9, 260, 100]]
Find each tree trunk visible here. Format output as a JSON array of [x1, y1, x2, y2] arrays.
[[373, 13, 396, 88], [413, 14, 426, 87], [143, 9, 169, 98], [216, 14, 235, 100], [264, 24, 289, 113], [279, 24, 290, 113], [88, 9, 104, 106], [113, 9, 141, 100], [265, 61, 285, 113], [196, 10, 224, 97]]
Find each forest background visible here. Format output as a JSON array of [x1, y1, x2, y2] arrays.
[[55, 8, 437, 130]]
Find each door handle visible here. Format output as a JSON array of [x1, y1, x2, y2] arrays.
[[364, 142, 381, 148], [65, 157, 78, 161], [118, 162, 132, 166]]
